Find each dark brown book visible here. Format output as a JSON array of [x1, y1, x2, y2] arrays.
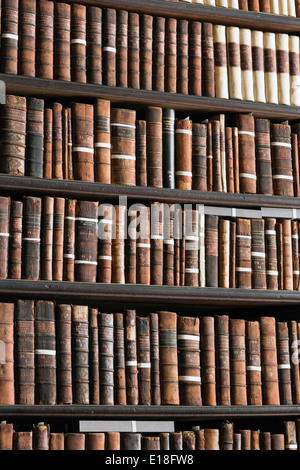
[[121, 433, 141, 450], [71, 102, 94, 182], [13, 432, 33, 450], [158, 311, 179, 405], [236, 114, 257, 194], [1, 0, 19, 74], [174, 206, 181, 286], [175, 118, 192, 190], [233, 433, 242, 451], [64, 433, 85, 450], [215, 315, 231, 406], [276, 220, 284, 290], [25, 97, 44, 178], [95, 99, 110, 184], [255, 119, 273, 195], [260, 432, 271, 450], [36, 0, 54, 80], [140, 14, 153, 91], [277, 321, 293, 405], [43, 108, 53, 178], [124, 309, 138, 405], [165, 18, 177, 93], [189, 21, 201, 96], [192, 123, 207, 191], [54, 2, 71, 81], [18, 0, 36, 77], [211, 119, 222, 192], [72, 305, 89, 404], [271, 434, 285, 450], [246, 321, 263, 405], [177, 19, 189, 95], [248, 0, 260, 10], [205, 215, 219, 287], [195, 429, 205, 450], [230, 318, 247, 405], [86, 6, 102, 85], [146, 107, 163, 188], [206, 122, 213, 191], [111, 108, 136, 186], [0, 197, 10, 280], [137, 316, 151, 405], [99, 312, 114, 405], [201, 316, 216, 406], [151, 202, 163, 286], [116, 10, 128, 88], [63, 199, 76, 282], [56, 304, 72, 404], [239, 0, 249, 10], [150, 312, 160, 405], [33, 424, 49, 450], [292, 133, 300, 197], [52, 197, 65, 281], [52, 102, 63, 179], [289, 321, 300, 404], [128, 12, 140, 89], [97, 203, 113, 284], [112, 205, 126, 284], [71, 4, 86, 84], [15, 300, 34, 404], [221, 422, 234, 451], [49, 433, 64, 450], [236, 218, 252, 289], [22, 196, 41, 280], [259, 0, 270, 11], [271, 123, 294, 197], [160, 433, 170, 450], [136, 120, 147, 187], [241, 429, 251, 450], [202, 23, 215, 97], [260, 316, 280, 405], [114, 312, 126, 405], [182, 431, 195, 451], [85, 433, 105, 450], [35, 301, 56, 405], [74, 200, 98, 283], [8, 200, 23, 279], [163, 204, 175, 286], [265, 218, 278, 290], [0, 423, 13, 450], [102, 8, 116, 87], [153, 16, 165, 92], [251, 218, 266, 289]]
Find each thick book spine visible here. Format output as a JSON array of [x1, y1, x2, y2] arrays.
[[74, 200, 98, 283], [192, 123, 207, 191], [240, 28, 254, 102], [112, 205, 126, 284], [162, 109, 175, 189], [41, 196, 54, 281], [146, 107, 163, 188], [52, 102, 63, 179], [121, 433, 141, 450], [54, 2, 71, 82], [265, 218, 278, 290], [0, 423, 13, 450], [160, 433, 170, 451], [137, 316, 151, 405], [178, 316, 202, 406], [159, 311, 179, 405], [136, 120, 147, 187], [71, 4, 86, 84], [284, 421, 298, 450], [56, 304, 72, 404], [201, 316, 216, 405], [165, 18, 177, 93], [170, 432, 183, 451], [252, 30, 266, 103], [255, 118, 273, 195], [271, 123, 294, 197], [15, 300, 34, 405], [13, 432, 33, 450], [204, 429, 219, 450], [205, 215, 219, 287], [289, 321, 300, 404], [221, 422, 234, 450], [63, 199, 76, 282], [95, 99, 110, 184], [260, 432, 271, 450], [116, 10, 128, 88], [177, 19, 189, 95], [43, 107, 52, 178], [289, 36, 300, 106], [111, 108, 136, 186], [72, 102, 94, 182], [264, 32, 278, 104], [142, 436, 160, 450], [72, 305, 89, 404], [1, 0, 19, 74], [9, 200, 23, 279], [277, 321, 293, 405], [219, 219, 230, 288], [292, 133, 300, 197], [260, 316, 280, 405], [251, 218, 266, 290], [189, 21, 201, 96], [36, 0, 54, 80], [150, 312, 160, 405], [52, 197, 65, 281], [246, 321, 262, 405], [128, 12, 139, 89], [153, 16, 165, 92], [33, 424, 49, 450], [18, 0, 36, 77], [86, 6, 102, 85], [236, 114, 256, 194], [151, 202, 163, 285], [227, 26, 242, 100], [85, 433, 105, 450], [106, 432, 120, 450], [216, 315, 231, 405], [0, 197, 10, 279], [25, 97, 44, 178], [102, 8, 116, 87], [64, 434, 85, 450], [213, 25, 229, 99], [35, 300, 56, 405], [276, 34, 290, 105], [125, 309, 138, 405], [22, 196, 41, 280], [99, 312, 114, 405], [202, 23, 215, 97], [183, 431, 196, 451], [236, 218, 251, 289], [230, 318, 247, 405], [140, 14, 153, 91], [98, 203, 113, 284], [175, 118, 192, 190], [114, 312, 126, 405]]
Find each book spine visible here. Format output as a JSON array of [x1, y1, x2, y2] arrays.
[[219, 219, 230, 288], [25, 97, 44, 178], [52, 197, 65, 281], [71, 305, 89, 404], [265, 218, 278, 290], [142, 436, 160, 450], [116, 10, 128, 88], [205, 215, 219, 287], [159, 311, 179, 405], [111, 108, 136, 186], [52, 102, 63, 179], [35, 300, 56, 404], [227, 26, 242, 100], [276, 34, 290, 105], [288, 0, 296, 15], [71, 102, 94, 182], [71, 4, 86, 84], [19, 0, 36, 77], [255, 118, 273, 195], [264, 32, 278, 104], [114, 312, 126, 405], [292, 221, 299, 290], [74, 200, 98, 283], [240, 28, 254, 102], [175, 118, 192, 190], [289, 321, 300, 404], [165, 18, 177, 93], [236, 218, 252, 289], [183, 431, 196, 451], [63, 107, 70, 180], [150, 312, 160, 405], [284, 421, 298, 450], [136, 120, 147, 187], [56, 304, 72, 404], [0, 423, 13, 450], [212, 119, 222, 192], [125, 309, 138, 405], [277, 321, 293, 405], [106, 432, 120, 450], [22, 196, 41, 280], [248, 0, 260, 9], [174, 207, 181, 286], [290, 36, 300, 106], [177, 19, 189, 95], [86, 6, 102, 85], [278, 0, 288, 15], [162, 109, 175, 189], [216, 315, 231, 406], [140, 14, 153, 91], [271, 123, 294, 197], [213, 25, 229, 99], [282, 219, 293, 290], [151, 202, 163, 285], [15, 300, 34, 404], [292, 133, 300, 197], [225, 127, 234, 193], [128, 12, 139, 89], [41, 195, 54, 280], [160, 433, 170, 450], [1, 0, 19, 74], [251, 218, 266, 290], [126, 208, 137, 284], [33, 424, 49, 450], [252, 30, 266, 102], [221, 422, 234, 450], [207, 122, 213, 191], [236, 114, 256, 194], [270, 0, 279, 13], [153, 16, 165, 92], [94, 99, 110, 184], [85, 433, 105, 450], [43, 108, 52, 178], [137, 316, 151, 405], [229, 220, 236, 288], [246, 321, 262, 405], [189, 21, 201, 96], [192, 123, 207, 191], [54, 2, 71, 81], [233, 127, 240, 193], [121, 433, 141, 450], [230, 318, 247, 405], [204, 429, 219, 450], [276, 220, 284, 290], [184, 209, 199, 287], [64, 434, 85, 450], [112, 205, 126, 284], [261, 432, 271, 450], [199, 212, 206, 287], [260, 0, 271, 11], [146, 107, 163, 188], [99, 312, 114, 405], [201, 316, 216, 405], [0, 197, 10, 280], [8, 200, 23, 279], [195, 430, 205, 450], [260, 316, 280, 405], [63, 199, 76, 282], [98, 203, 113, 284], [170, 432, 183, 450], [36, 0, 54, 80], [102, 8, 116, 87], [202, 23, 215, 97], [13, 432, 33, 450]]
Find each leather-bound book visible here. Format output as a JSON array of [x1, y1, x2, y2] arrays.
[[106, 432, 120, 450], [281, 220, 293, 290], [15, 300, 34, 404], [213, 25, 229, 99], [199, 212, 206, 288], [271, 123, 294, 197], [194, 429, 205, 450], [248, 0, 260, 9], [277, 322, 293, 405], [72, 103, 94, 182], [292, 221, 299, 290], [153, 17, 165, 92], [86, 6, 102, 85], [207, 122, 213, 191], [52, 197, 65, 281], [19, 0, 36, 77], [192, 123, 207, 191], [180, 235, 186, 287], [52, 102, 63, 179], [63, 108, 70, 179], [284, 421, 298, 450], [85, 433, 105, 450], [128, 12, 140, 89], [136, 120, 147, 187], [116, 10, 128, 88], [205, 215, 219, 287], [276, 221, 284, 290], [184, 209, 199, 287], [178, 316, 201, 405], [64, 434, 85, 450], [0, 197, 10, 280], [112, 205, 126, 284], [189, 21, 201, 96], [230, 318, 247, 405], [227, 27, 242, 100], [162, 109, 175, 189], [211, 119, 222, 192], [216, 315, 231, 405], [151, 202, 163, 285], [219, 114, 227, 192], [174, 207, 181, 286], [289, 321, 300, 404], [56, 304, 72, 404], [175, 118, 192, 190], [201, 316, 216, 405], [260, 432, 271, 450], [54, 2, 71, 81], [102, 8, 116, 87], [160, 433, 170, 450], [252, 30, 266, 102], [276, 34, 290, 105], [288, 0, 296, 15], [121, 433, 141, 450], [94, 99, 110, 184], [264, 32, 278, 104], [142, 436, 160, 450], [260, 0, 271, 11], [140, 14, 153, 90], [202, 23, 215, 97], [13, 432, 33, 450], [111, 108, 136, 186], [36, 0, 54, 79], [219, 219, 230, 288], [72, 305, 89, 404], [225, 127, 234, 193], [137, 316, 151, 405], [71, 4, 86, 83], [265, 218, 278, 290], [0, 94, 26, 176], [98, 203, 113, 284], [150, 312, 160, 405], [114, 313, 126, 405], [177, 20, 189, 95], [126, 208, 137, 284], [292, 133, 300, 197], [22, 196, 41, 280], [125, 309, 138, 405], [221, 422, 234, 450], [35, 301, 56, 404], [236, 218, 251, 289], [63, 199, 76, 282], [170, 432, 183, 450], [233, 433, 242, 450], [251, 430, 260, 450], [1, 0, 18, 74], [240, 28, 254, 102], [270, 0, 279, 14], [9, 200, 23, 279], [146, 107, 163, 188], [99, 312, 114, 405], [246, 321, 262, 405], [33, 423, 49, 450], [0, 303, 14, 405], [43, 108, 52, 178], [25, 97, 44, 178], [251, 218, 266, 289], [158, 311, 179, 405], [135, 205, 150, 284], [233, 127, 240, 192], [255, 119, 273, 195], [0, 423, 13, 450], [289, 36, 300, 106], [271, 434, 285, 450], [89, 309, 99, 405], [260, 316, 280, 405], [165, 18, 177, 93], [229, 220, 236, 288], [240, 430, 251, 450], [236, 114, 256, 193], [183, 431, 196, 450], [74, 200, 98, 283], [204, 429, 219, 450]]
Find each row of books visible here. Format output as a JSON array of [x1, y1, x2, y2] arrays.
[[1, 420, 299, 450], [2, 95, 300, 197], [2, 300, 300, 406], [177, 0, 300, 17], [2, 195, 300, 290], [2, 1, 300, 105]]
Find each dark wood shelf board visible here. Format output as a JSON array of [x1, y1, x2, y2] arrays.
[[2, 74, 300, 119]]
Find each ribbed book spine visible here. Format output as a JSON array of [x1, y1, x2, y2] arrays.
[[128, 12, 139, 89], [177, 19, 189, 95], [216, 315, 231, 405], [25, 97, 44, 178], [246, 321, 262, 405], [175, 118, 192, 190], [260, 316, 280, 405], [292, 221, 299, 290], [271, 123, 294, 197], [99, 312, 114, 405], [1, 0, 19, 74], [43, 107, 52, 178], [230, 318, 247, 405], [251, 218, 266, 290], [140, 14, 153, 91], [9, 200, 23, 279], [136, 120, 147, 187], [264, 32, 278, 104], [102, 8, 116, 87], [71, 4, 86, 84], [137, 316, 151, 405], [63, 199, 76, 282], [252, 30, 266, 102], [221, 422, 233, 451], [153, 16, 165, 92], [74, 200, 98, 283], [192, 123, 207, 191], [282, 219, 293, 290], [52, 102, 63, 179], [184, 209, 199, 287], [162, 109, 175, 189], [292, 133, 300, 197], [205, 215, 219, 287], [146, 107, 163, 188], [56, 304, 72, 404], [236, 218, 251, 289], [289, 36, 300, 106], [202, 23, 215, 97], [72, 305, 89, 404], [277, 321, 293, 405], [211, 119, 222, 192], [98, 203, 113, 284], [265, 218, 278, 290], [213, 25, 229, 99], [255, 119, 273, 195], [22, 196, 41, 280], [52, 197, 65, 281], [41, 195, 54, 280], [112, 205, 126, 284], [0, 197, 10, 280], [36, 0, 54, 79], [33, 424, 49, 450], [114, 312, 126, 405], [159, 311, 179, 405], [229, 220, 236, 288], [95, 99, 110, 184], [86, 6, 102, 85], [15, 300, 34, 404], [240, 28, 254, 101], [236, 114, 256, 194], [54, 2, 71, 81], [151, 202, 163, 285], [165, 18, 177, 93], [189, 21, 201, 96], [126, 208, 137, 284], [125, 309, 138, 405], [219, 219, 230, 288], [116, 10, 128, 88], [227, 26, 242, 100], [111, 108, 136, 186], [19, 0, 36, 77], [201, 316, 216, 405], [150, 312, 160, 405], [71, 102, 94, 182], [225, 127, 234, 193]]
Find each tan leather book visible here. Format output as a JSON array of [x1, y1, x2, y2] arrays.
[[246, 321, 262, 405], [165, 18, 177, 93], [19, 0, 36, 77], [22, 196, 41, 280], [260, 432, 271, 450], [142, 436, 160, 450], [183, 431, 195, 450], [102, 8, 116, 87], [64, 433, 85, 450], [219, 219, 230, 288], [43, 108, 53, 179], [63, 199, 76, 282], [251, 430, 260, 450], [229, 220, 236, 288], [140, 14, 153, 91], [236, 218, 252, 289], [177, 19, 188, 95], [71, 4, 86, 84], [170, 432, 183, 450], [175, 118, 192, 190], [284, 421, 298, 450], [13, 431, 33, 450], [89, 308, 99, 405], [52, 197, 65, 281], [202, 23, 215, 98], [271, 123, 294, 197], [292, 221, 300, 290], [56, 304, 72, 404], [201, 316, 216, 405], [52, 102, 63, 179], [33, 424, 49, 450], [72, 305, 89, 404], [36, 0, 54, 79], [136, 120, 147, 187], [241, 430, 251, 450], [0, 423, 13, 450], [151, 202, 164, 286], [230, 318, 247, 405], [265, 218, 278, 290], [0, 197, 10, 280], [125, 309, 138, 405], [1, 0, 19, 75], [116, 10, 128, 89], [71, 103, 94, 182], [251, 218, 266, 289], [126, 208, 137, 284], [236, 114, 257, 194], [282, 220, 293, 290], [99, 312, 114, 405], [97, 203, 113, 284], [146, 107, 163, 188], [205, 215, 219, 287], [136, 205, 150, 285], [204, 429, 219, 450], [289, 321, 300, 404], [189, 21, 201, 96], [128, 12, 140, 89], [0, 303, 14, 404], [158, 311, 179, 405], [74, 200, 98, 283], [86, 6, 102, 85], [255, 119, 273, 195], [260, 316, 280, 404], [271, 434, 285, 450], [114, 313, 126, 405], [184, 209, 199, 287], [150, 313, 161, 405], [225, 127, 234, 193], [137, 316, 151, 405], [54, 2, 71, 82], [106, 432, 120, 450]]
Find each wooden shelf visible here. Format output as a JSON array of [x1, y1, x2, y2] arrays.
[[2, 74, 300, 120], [65, 0, 300, 33]]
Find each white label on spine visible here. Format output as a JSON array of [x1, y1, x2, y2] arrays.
[[265, 230, 276, 235], [185, 268, 199, 274], [63, 254, 75, 259], [236, 235, 251, 239], [251, 252, 266, 258], [236, 267, 252, 272], [286, 444, 298, 449], [164, 239, 174, 245], [74, 260, 98, 265], [100, 219, 113, 225], [246, 366, 262, 372], [103, 46, 117, 53], [111, 123, 136, 129], [126, 360, 138, 367], [267, 270, 279, 276], [185, 235, 199, 241], [95, 142, 111, 149], [98, 255, 112, 260], [137, 243, 151, 248], [76, 217, 98, 223], [178, 376, 201, 383], [73, 147, 94, 154], [175, 129, 192, 135], [138, 363, 151, 368], [175, 171, 193, 177], [294, 270, 300, 275], [23, 238, 41, 242], [2, 33, 18, 40], [278, 364, 291, 369], [111, 154, 136, 161], [178, 334, 200, 341], [272, 175, 293, 180], [239, 173, 257, 180], [271, 142, 292, 148], [35, 349, 56, 356], [65, 216, 76, 221], [238, 130, 255, 137], [151, 235, 164, 240], [207, 155, 213, 159], [0, 233, 9, 237], [71, 39, 87, 45], [292, 234, 299, 239]]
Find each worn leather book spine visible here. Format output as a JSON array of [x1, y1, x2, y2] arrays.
[[106, 432, 120, 450], [41, 196, 53, 280], [151, 202, 164, 285], [192, 123, 207, 191], [135, 205, 150, 284], [240, 28, 254, 102], [184, 209, 199, 287], [177, 19, 189, 94], [216, 315, 231, 405], [116, 10, 128, 88], [52, 197, 65, 281], [102, 8, 116, 87], [43, 108, 52, 178], [0, 197, 10, 280], [54, 2, 71, 81], [121, 433, 141, 450], [260, 0, 271, 11], [170, 432, 183, 450], [194, 429, 205, 450], [219, 114, 227, 192], [251, 218, 266, 289], [86, 6, 102, 85], [276, 221, 284, 290], [248, 0, 259, 9], [99, 312, 114, 405], [65, 434, 85, 450], [276, 34, 290, 105], [175, 118, 192, 190], [72, 305, 89, 404], [142, 436, 160, 450], [136, 120, 147, 187], [22, 196, 41, 280], [284, 421, 298, 450], [201, 316, 216, 405], [252, 30, 266, 102], [97, 203, 113, 284], [19, 0, 36, 77], [128, 12, 139, 89], [15, 300, 34, 405], [160, 433, 170, 450], [227, 27, 242, 100], [206, 122, 213, 191], [265, 218, 278, 290], [292, 133, 300, 197], [292, 221, 299, 289], [289, 36, 300, 106], [72, 102, 94, 182], [251, 430, 260, 450], [74, 200, 98, 283], [126, 208, 136, 284], [147, 107, 163, 188], [178, 316, 201, 406], [85, 433, 105, 450], [236, 218, 251, 289], [9, 200, 23, 279], [174, 207, 181, 286], [204, 429, 219, 450], [0, 423, 13, 450], [63, 199, 75, 282], [1, 0, 18, 74], [219, 219, 230, 288], [282, 219, 293, 290], [255, 118, 273, 195], [289, 321, 300, 403], [33, 424, 49, 450], [25, 97, 44, 178], [288, 0, 296, 15], [271, 434, 285, 450], [225, 127, 234, 193], [221, 422, 234, 450], [94, 99, 110, 183], [230, 318, 247, 405], [270, 0, 279, 13], [150, 312, 160, 405], [71, 4, 86, 84], [260, 316, 280, 405], [111, 108, 136, 186], [88, 308, 99, 405], [264, 32, 278, 104], [165, 17, 177, 93], [271, 123, 294, 197], [260, 432, 271, 450], [246, 321, 262, 405], [205, 215, 219, 287], [278, 0, 288, 14], [153, 16, 165, 92], [114, 313, 126, 405], [240, 430, 251, 450], [213, 25, 229, 99], [202, 23, 215, 97], [140, 14, 153, 90], [36, 0, 54, 79], [52, 102, 63, 179], [211, 119, 222, 192], [0, 94, 26, 176], [188, 21, 201, 96], [125, 309, 139, 405], [137, 316, 151, 405], [56, 304, 72, 404], [182, 431, 196, 451], [180, 235, 186, 287], [35, 301, 56, 404], [236, 114, 256, 193], [229, 220, 236, 288], [63, 107, 70, 179], [13, 432, 33, 450], [112, 205, 126, 284], [277, 322, 293, 405], [162, 109, 175, 189], [159, 311, 179, 405], [233, 127, 240, 192], [233, 433, 242, 450]]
